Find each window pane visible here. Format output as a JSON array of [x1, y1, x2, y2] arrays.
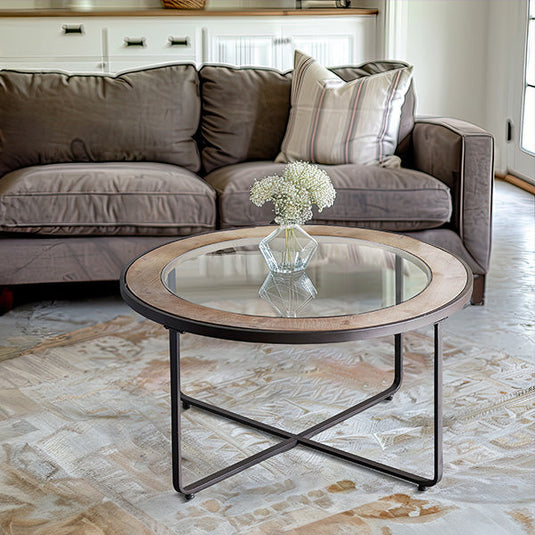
[[527, 20, 535, 86], [521, 86, 535, 154]]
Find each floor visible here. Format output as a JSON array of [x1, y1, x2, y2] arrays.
[[0, 179, 533, 535], [444, 179, 534, 362], [1, 179, 533, 362]]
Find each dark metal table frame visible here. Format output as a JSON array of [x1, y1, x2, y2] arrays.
[[169, 323, 443, 501], [120, 226, 471, 502]]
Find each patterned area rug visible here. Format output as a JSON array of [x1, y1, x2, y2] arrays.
[[0, 315, 533, 535]]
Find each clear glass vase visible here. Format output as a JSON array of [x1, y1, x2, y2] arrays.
[[259, 223, 318, 274]]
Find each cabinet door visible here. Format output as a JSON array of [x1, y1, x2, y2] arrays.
[[281, 17, 377, 70], [203, 20, 281, 68]]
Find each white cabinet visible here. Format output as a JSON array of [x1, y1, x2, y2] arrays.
[[204, 16, 377, 70], [0, 14, 377, 74]]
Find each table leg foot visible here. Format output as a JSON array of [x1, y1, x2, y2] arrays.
[[182, 400, 191, 411], [417, 484, 427, 492], [384, 395, 393, 401], [184, 493, 195, 501]]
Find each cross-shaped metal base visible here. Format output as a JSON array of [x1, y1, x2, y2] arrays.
[[168, 323, 443, 501]]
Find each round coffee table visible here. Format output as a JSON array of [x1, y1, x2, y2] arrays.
[[120, 226, 472, 500]]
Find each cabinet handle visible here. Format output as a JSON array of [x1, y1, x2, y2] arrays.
[[168, 36, 190, 47], [123, 37, 147, 48], [62, 24, 84, 35], [273, 37, 291, 45]]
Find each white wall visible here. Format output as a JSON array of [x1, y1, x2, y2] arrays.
[[403, 0, 489, 127], [389, 0, 513, 173], [485, 0, 514, 174]]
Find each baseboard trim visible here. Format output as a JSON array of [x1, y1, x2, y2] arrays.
[[495, 173, 535, 195]]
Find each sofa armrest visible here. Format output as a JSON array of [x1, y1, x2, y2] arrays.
[[411, 117, 494, 273]]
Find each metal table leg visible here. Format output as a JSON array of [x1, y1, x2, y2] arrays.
[[168, 322, 443, 499]]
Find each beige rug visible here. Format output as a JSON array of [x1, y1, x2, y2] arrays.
[[0, 315, 533, 535]]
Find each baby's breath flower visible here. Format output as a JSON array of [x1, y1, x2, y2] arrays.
[[250, 162, 336, 225]]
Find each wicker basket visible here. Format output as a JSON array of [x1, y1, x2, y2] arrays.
[[162, 0, 206, 8]]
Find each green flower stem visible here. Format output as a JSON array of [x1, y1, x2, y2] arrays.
[[284, 225, 296, 269]]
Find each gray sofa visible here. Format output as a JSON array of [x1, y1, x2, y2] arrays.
[[0, 61, 493, 305]]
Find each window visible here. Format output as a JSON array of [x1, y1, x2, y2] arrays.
[[521, 0, 535, 154]]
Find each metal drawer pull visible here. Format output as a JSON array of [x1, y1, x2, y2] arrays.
[[124, 37, 147, 47], [168, 37, 190, 47], [62, 24, 84, 35]]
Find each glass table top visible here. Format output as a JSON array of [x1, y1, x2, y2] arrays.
[[161, 235, 431, 319]]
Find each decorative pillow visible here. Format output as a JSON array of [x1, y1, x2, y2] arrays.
[[276, 51, 413, 166], [0, 64, 201, 177]]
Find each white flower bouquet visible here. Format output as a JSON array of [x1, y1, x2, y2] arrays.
[[250, 161, 336, 225], [251, 162, 336, 273]]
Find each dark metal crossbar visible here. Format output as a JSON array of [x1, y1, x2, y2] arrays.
[[169, 323, 443, 500]]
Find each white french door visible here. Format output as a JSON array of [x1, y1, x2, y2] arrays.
[[508, 0, 535, 183]]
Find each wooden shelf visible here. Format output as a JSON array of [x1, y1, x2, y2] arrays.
[[0, 8, 378, 18]]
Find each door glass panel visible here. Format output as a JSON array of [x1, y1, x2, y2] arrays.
[[526, 19, 534, 86], [521, 86, 535, 154], [522, 11, 535, 155]]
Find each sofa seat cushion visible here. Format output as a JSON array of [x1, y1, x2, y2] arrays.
[[204, 161, 452, 231], [0, 162, 216, 236]]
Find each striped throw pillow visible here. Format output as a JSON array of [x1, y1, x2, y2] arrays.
[[276, 51, 413, 166]]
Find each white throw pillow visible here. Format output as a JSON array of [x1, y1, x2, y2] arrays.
[[276, 51, 413, 166]]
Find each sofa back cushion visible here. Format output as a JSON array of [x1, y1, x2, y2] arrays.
[[0, 64, 201, 177], [199, 65, 292, 174], [199, 61, 415, 173]]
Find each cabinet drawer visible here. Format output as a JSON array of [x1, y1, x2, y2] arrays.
[[0, 19, 102, 58], [106, 20, 201, 61], [0, 60, 105, 74], [107, 58, 199, 74]]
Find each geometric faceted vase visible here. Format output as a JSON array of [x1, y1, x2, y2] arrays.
[[259, 223, 318, 274]]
